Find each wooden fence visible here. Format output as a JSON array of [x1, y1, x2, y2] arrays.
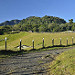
[[3, 37, 74, 51]]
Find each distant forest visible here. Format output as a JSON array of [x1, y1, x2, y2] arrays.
[[0, 15, 75, 34]]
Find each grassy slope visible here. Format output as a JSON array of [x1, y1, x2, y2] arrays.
[[0, 32, 75, 50], [48, 49, 75, 75], [0, 32, 75, 73], [0, 32, 30, 50]]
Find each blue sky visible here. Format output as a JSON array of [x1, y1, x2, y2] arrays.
[[0, 0, 75, 23]]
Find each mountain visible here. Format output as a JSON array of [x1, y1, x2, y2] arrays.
[[0, 16, 68, 33], [18, 16, 66, 27], [1, 16, 75, 34], [0, 16, 66, 26], [12, 16, 66, 32], [18, 15, 66, 26], [0, 19, 21, 26]]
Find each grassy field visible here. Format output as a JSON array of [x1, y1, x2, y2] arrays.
[[48, 49, 75, 75], [0, 32, 75, 74], [0, 32, 75, 51]]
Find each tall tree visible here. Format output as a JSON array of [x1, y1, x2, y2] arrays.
[[69, 19, 73, 24]]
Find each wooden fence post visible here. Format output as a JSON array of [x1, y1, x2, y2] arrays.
[[43, 38, 44, 48], [5, 37, 7, 50], [32, 40, 34, 49], [60, 38, 62, 45], [67, 38, 68, 46], [72, 37, 74, 45], [52, 39, 54, 46], [20, 39, 22, 51]]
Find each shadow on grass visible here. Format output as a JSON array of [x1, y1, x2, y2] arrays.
[[30, 44, 75, 52], [0, 49, 27, 56], [0, 43, 75, 57]]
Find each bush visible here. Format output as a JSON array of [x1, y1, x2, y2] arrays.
[[0, 30, 4, 35]]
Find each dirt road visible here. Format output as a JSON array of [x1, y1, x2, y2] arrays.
[[0, 47, 75, 75]]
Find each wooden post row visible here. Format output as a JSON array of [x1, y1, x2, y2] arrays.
[[32, 40, 34, 49], [43, 38, 44, 48], [5, 37, 7, 50], [20, 39, 22, 51], [3, 37, 75, 51], [52, 39, 54, 46], [72, 37, 74, 45]]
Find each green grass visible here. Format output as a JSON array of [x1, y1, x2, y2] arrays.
[[48, 49, 75, 75], [0, 32, 75, 74], [0, 32, 30, 50], [0, 32, 75, 51], [0, 31, 75, 51]]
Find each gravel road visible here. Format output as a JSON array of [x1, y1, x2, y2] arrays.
[[0, 47, 75, 75]]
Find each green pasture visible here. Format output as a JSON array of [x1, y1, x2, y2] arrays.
[[48, 49, 75, 75], [0, 32, 75, 51]]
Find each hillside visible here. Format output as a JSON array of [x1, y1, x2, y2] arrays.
[[20, 16, 66, 24], [48, 48, 75, 75], [0, 16, 66, 26], [1, 15, 75, 33], [0, 19, 21, 26]]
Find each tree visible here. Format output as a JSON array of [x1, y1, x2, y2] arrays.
[[0, 29, 4, 35], [39, 26, 45, 32], [69, 19, 73, 24], [33, 27, 38, 32], [13, 25, 19, 31], [48, 23, 56, 32], [72, 23, 75, 31], [2, 25, 12, 32]]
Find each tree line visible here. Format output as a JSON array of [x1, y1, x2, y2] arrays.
[[0, 15, 75, 34]]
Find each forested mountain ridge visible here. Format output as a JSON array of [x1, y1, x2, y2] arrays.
[[0, 16, 66, 26], [0, 15, 75, 34], [0, 19, 21, 26], [12, 16, 66, 32], [19, 16, 66, 25]]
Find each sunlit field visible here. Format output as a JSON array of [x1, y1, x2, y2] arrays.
[[0, 32, 75, 51], [48, 49, 75, 75]]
